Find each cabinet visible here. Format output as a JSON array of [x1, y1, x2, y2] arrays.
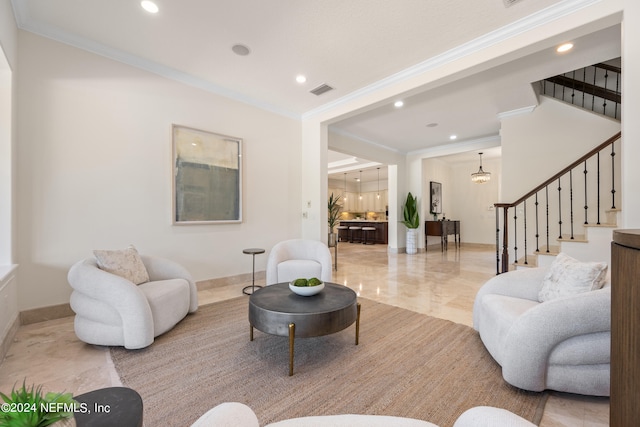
[[611, 229, 640, 426]]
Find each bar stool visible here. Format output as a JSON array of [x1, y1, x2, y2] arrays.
[[348, 226, 362, 243], [337, 225, 349, 242], [362, 226, 377, 245]]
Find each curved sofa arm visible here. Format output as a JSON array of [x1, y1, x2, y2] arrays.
[[140, 255, 198, 313], [68, 258, 154, 348], [473, 267, 548, 330], [453, 406, 535, 427], [501, 286, 611, 391], [190, 402, 259, 427]]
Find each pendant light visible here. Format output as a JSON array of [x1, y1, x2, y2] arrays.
[[376, 168, 381, 199], [471, 152, 491, 184], [359, 171, 363, 200]]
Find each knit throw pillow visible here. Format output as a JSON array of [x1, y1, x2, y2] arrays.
[[538, 252, 608, 302], [93, 245, 150, 285]]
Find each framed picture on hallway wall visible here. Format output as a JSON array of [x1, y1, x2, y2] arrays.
[[430, 181, 442, 214], [172, 125, 243, 224]]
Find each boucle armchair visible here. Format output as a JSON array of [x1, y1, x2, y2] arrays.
[[473, 257, 610, 396], [189, 402, 535, 427], [265, 239, 332, 285], [68, 251, 198, 349]]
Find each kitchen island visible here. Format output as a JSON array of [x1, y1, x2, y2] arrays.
[[338, 220, 388, 244]]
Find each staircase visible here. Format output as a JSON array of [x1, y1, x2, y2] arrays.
[[495, 61, 622, 273]]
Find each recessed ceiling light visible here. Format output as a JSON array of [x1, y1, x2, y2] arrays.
[[449, 135, 457, 140], [296, 75, 307, 84], [557, 43, 574, 53], [394, 101, 404, 108], [141, 1, 159, 14], [231, 44, 251, 56]]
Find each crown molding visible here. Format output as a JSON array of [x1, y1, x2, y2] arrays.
[[302, 0, 601, 121]]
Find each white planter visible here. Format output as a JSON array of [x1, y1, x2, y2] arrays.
[[406, 228, 418, 255]]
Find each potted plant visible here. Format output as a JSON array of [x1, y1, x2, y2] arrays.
[[0, 380, 77, 426], [327, 192, 343, 247], [401, 192, 420, 254]]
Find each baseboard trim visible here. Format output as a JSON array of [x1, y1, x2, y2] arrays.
[[20, 303, 74, 326], [0, 315, 20, 361], [197, 271, 266, 291]]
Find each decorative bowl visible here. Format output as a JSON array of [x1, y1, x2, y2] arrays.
[[289, 281, 325, 296]]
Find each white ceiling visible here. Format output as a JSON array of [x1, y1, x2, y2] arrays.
[[11, 0, 621, 182]]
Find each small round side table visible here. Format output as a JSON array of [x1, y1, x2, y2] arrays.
[[242, 248, 265, 295]]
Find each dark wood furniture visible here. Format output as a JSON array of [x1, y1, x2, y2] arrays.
[[249, 282, 360, 376], [611, 229, 640, 426], [339, 221, 388, 244], [425, 220, 460, 251]]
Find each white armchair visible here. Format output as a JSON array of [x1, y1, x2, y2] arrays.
[[265, 239, 332, 285], [473, 265, 610, 396], [68, 253, 198, 349]]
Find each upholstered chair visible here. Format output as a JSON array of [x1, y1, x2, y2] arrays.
[[68, 248, 198, 349], [265, 239, 332, 285], [473, 253, 610, 396]]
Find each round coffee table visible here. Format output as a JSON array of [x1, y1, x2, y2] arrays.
[[249, 282, 360, 375]]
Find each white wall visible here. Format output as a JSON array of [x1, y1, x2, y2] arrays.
[[500, 96, 621, 202], [17, 32, 302, 310], [622, 0, 640, 228], [0, 0, 19, 350]]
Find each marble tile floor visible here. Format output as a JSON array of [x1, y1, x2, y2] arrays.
[[0, 243, 608, 426]]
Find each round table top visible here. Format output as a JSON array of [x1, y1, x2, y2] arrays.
[[243, 248, 265, 255], [249, 282, 357, 337]]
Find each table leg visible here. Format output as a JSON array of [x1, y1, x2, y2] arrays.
[[250, 324, 254, 341], [288, 323, 295, 376], [355, 303, 361, 345]]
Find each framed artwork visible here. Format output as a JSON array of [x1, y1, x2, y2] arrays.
[[172, 125, 242, 224], [430, 181, 442, 214]]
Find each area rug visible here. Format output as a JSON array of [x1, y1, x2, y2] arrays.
[[110, 297, 546, 427]]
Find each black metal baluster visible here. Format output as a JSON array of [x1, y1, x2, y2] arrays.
[[558, 177, 563, 239], [603, 69, 609, 116], [496, 207, 500, 275], [523, 200, 528, 265], [569, 170, 574, 239], [513, 207, 518, 265], [592, 66, 597, 111], [584, 160, 589, 224], [582, 67, 587, 109], [546, 186, 550, 252], [615, 71, 620, 119], [597, 151, 601, 225], [535, 193, 540, 253], [611, 141, 617, 209]]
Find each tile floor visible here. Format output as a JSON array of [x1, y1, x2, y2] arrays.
[[0, 243, 609, 426]]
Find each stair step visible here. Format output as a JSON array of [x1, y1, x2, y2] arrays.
[[537, 245, 561, 255], [584, 222, 617, 228], [514, 256, 538, 268], [557, 234, 587, 243]]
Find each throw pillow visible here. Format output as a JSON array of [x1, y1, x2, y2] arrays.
[[93, 245, 150, 285], [538, 252, 608, 302]]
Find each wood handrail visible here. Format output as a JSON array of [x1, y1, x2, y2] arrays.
[[495, 131, 621, 210]]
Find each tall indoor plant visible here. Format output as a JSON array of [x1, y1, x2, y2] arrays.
[[401, 192, 420, 254], [327, 192, 343, 247]]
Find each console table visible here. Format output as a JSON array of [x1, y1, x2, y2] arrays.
[[425, 220, 460, 251]]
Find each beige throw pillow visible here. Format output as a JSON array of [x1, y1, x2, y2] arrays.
[[538, 252, 608, 302], [93, 245, 150, 285]]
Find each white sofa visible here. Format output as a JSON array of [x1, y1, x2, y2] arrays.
[[68, 253, 198, 349], [190, 403, 535, 427], [473, 262, 610, 396], [266, 239, 333, 285]]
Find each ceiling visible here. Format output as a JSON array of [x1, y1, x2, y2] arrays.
[[11, 0, 621, 182]]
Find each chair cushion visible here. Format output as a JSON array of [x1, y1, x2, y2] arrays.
[[93, 245, 150, 285], [138, 279, 190, 336], [538, 252, 607, 302], [276, 260, 322, 284]]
